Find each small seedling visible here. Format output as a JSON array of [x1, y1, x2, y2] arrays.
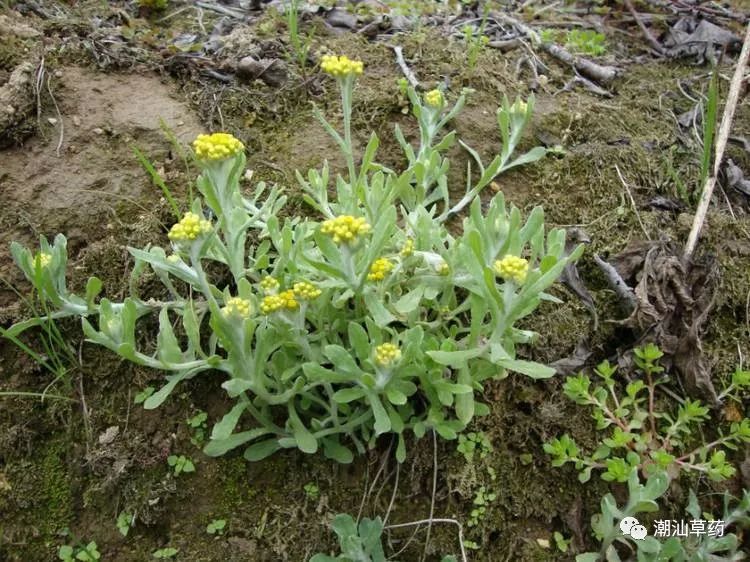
[[468, 486, 496, 527], [187, 410, 208, 445], [153, 547, 179, 559], [553, 531, 570, 553], [58, 542, 101, 562], [133, 386, 155, 404], [456, 431, 492, 463], [206, 519, 226, 535], [565, 29, 607, 56], [117, 511, 134, 537], [463, 16, 490, 70], [303, 482, 320, 500], [286, 0, 314, 69], [167, 455, 195, 476]]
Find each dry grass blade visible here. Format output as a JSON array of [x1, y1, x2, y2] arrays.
[[684, 22, 750, 260]]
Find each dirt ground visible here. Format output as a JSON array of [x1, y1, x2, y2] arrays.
[[1, 1, 749, 560]]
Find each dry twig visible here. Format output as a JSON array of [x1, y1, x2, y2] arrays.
[[623, 0, 665, 54], [391, 45, 420, 90], [493, 12, 620, 85]]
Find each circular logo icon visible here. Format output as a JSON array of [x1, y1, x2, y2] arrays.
[[630, 524, 648, 540], [620, 516, 639, 535]]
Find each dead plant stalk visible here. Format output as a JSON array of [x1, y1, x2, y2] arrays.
[[684, 22, 750, 260]]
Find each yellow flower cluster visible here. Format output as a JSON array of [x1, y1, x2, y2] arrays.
[[193, 133, 244, 161], [374, 343, 401, 367], [261, 290, 299, 314], [168, 212, 213, 242], [260, 276, 280, 293], [166, 254, 181, 263], [367, 258, 394, 282], [321, 215, 371, 244], [436, 261, 450, 276], [35, 252, 52, 268], [494, 255, 529, 284], [293, 281, 322, 300], [400, 239, 414, 257], [424, 89, 443, 108], [221, 297, 252, 319], [511, 99, 528, 115], [320, 54, 364, 78]]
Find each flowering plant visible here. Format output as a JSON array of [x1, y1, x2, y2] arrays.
[[8, 56, 581, 462]]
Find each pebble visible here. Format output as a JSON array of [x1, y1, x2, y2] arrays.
[[98, 426, 120, 445], [237, 57, 287, 87], [93, 127, 104, 135]]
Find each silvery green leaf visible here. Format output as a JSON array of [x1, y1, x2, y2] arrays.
[[427, 348, 484, 367], [493, 359, 555, 379], [244, 439, 282, 462], [157, 308, 182, 364], [368, 394, 391, 435], [85, 277, 102, 308], [322, 438, 354, 464], [393, 287, 424, 315], [347, 322, 370, 362], [144, 369, 200, 409], [204, 428, 269, 457], [210, 402, 247, 441], [221, 378, 253, 397], [364, 293, 395, 327]]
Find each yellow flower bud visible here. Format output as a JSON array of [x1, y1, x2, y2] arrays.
[[168, 212, 213, 242], [367, 258, 394, 282], [511, 98, 528, 115], [35, 252, 52, 268], [293, 281, 321, 300], [320, 215, 371, 245], [494, 255, 529, 284], [261, 290, 299, 314], [260, 276, 280, 294], [424, 89, 444, 108], [320, 54, 364, 78], [400, 239, 414, 258], [374, 343, 401, 367], [193, 133, 244, 161], [221, 296, 252, 319]]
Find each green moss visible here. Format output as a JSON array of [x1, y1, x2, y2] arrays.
[[218, 456, 257, 510], [41, 441, 74, 535]]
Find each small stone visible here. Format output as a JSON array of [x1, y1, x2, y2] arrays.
[[326, 7, 357, 29], [47, 117, 57, 125], [237, 57, 287, 87], [536, 538, 551, 549], [72, 116, 81, 127], [98, 426, 120, 445], [54, 70, 63, 78], [92, 127, 104, 135]]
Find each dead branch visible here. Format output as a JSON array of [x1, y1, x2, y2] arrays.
[[623, 0, 666, 54], [593, 254, 637, 313], [492, 12, 620, 85], [390, 45, 420, 90]]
